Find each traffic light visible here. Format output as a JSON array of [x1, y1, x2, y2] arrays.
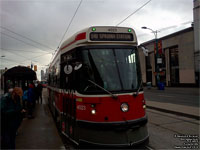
[[34, 65, 37, 71]]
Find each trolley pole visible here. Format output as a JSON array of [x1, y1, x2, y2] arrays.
[[142, 27, 160, 87]]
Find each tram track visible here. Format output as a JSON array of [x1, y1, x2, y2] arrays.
[[147, 109, 199, 125], [145, 145, 154, 150], [146, 109, 198, 136]]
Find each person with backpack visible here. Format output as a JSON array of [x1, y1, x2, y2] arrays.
[[22, 86, 28, 109], [1, 87, 25, 149]]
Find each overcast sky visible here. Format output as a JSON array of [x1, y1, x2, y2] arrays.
[[0, 0, 193, 80]]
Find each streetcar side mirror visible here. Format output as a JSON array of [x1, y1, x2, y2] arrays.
[[139, 46, 149, 56]]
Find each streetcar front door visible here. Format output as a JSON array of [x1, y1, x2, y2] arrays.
[[62, 92, 76, 141]]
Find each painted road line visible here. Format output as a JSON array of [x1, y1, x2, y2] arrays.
[[158, 95, 174, 98]]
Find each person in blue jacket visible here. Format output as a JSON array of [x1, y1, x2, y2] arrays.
[[1, 87, 25, 149], [22, 86, 28, 109], [27, 84, 35, 119]]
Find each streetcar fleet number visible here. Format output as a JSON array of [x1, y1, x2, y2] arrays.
[[77, 105, 86, 110]]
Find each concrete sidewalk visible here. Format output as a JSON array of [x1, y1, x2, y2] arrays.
[[16, 103, 65, 149]]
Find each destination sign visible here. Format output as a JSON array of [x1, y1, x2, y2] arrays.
[[90, 33, 134, 41]]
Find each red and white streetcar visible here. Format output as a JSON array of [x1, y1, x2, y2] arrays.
[[47, 26, 149, 147]]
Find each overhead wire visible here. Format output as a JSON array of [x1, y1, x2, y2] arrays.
[[0, 1, 86, 69], [29, 52, 52, 60], [0, 48, 50, 54], [116, 0, 152, 26], [137, 20, 193, 38], [49, 0, 83, 63], [1, 48, 43, 65], [18, 51, 52, 66], [0, 26, 55, 51], [0, 51, 51, 69], [1, 32, 53, 53], [158, 21, 192, 32], [0, 57, 27, 65], [2, 0, 191, 70], [56, 0, 83, 50], [0, 48, 52, 68], [0, 48, 32, 60], [0, 60, 16, 69]]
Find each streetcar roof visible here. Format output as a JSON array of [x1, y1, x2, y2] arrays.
[[50, 26, 137, 67], [60, 26, 137, 51]]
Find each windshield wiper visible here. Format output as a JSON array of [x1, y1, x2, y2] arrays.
[[88, 80, 118, 99], [133, 80, 143, 97]]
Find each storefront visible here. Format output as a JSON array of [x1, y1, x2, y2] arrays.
[[139, 27, 196, 87]]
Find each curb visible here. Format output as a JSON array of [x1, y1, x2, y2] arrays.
[[147, 106, 200, 120]]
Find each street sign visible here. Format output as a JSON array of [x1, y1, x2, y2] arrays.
[[157, 58, 162, 64], [154, 40, 162, 54]]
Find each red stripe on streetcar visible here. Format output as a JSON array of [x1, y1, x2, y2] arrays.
[[61, 32, 86, 50], [61, 40, 76, 50], [75, 32, 86, 41]]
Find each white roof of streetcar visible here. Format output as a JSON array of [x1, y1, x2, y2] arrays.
[[50, 26, 138, 67]]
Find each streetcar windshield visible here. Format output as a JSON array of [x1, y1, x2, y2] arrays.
[[77, 47, 141, 94]]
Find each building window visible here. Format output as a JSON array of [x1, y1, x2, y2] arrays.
[[170, 47, 179, 67], [146, 54, 152, 83], [169, 46, 179, 85]]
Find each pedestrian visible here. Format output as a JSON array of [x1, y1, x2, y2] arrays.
[[32, 83, 37, 108], [27, 84, 35, 119], [1, 87, 26, 149], [34, 81, 39, 104], [36, 81, 43, 104], [22, 86, 28, 117]]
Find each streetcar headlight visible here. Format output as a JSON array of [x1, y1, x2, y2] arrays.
[[121, 103, 129, 112], [91, 109, 96, 115]]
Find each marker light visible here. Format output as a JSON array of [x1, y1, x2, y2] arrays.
[[142, 99, 146, 109], [91, 109, 96, 115], [91, 104, 95, 108], [92, 27, 96, 31], [121, 103, 129, 112], [128, 28, 132, 32]]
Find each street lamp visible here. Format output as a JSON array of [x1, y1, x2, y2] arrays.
[[1, 55, 6, 69], [141, 26, 160, 87]]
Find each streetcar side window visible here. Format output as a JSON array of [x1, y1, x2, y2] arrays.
[[60, 49, 79, 89]]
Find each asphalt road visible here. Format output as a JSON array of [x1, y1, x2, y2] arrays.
[[147, 109, 199, 149], [144, 87, 199, 107]]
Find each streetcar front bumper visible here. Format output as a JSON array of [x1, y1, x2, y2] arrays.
[[77, 116, 149, 147]]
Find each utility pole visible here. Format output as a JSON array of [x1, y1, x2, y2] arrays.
[[142, 27, 160, 87]]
